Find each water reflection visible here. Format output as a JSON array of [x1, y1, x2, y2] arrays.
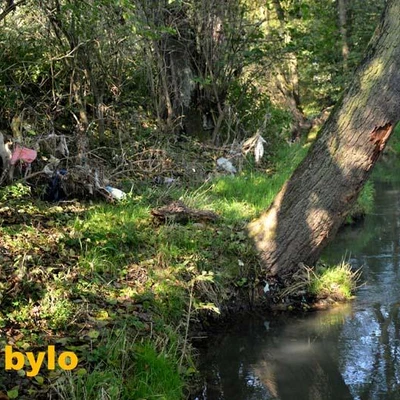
[[195, 179, 400, 399]]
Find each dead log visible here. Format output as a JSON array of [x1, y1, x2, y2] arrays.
[[151, 200, 219, 224]]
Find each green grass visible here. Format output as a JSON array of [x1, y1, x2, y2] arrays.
[[0, 139, 377, 398], [309, 261, 361, 301], [179, 142, 309, 223], [131, 342, 183, 400], [54, 331, 183, 400]]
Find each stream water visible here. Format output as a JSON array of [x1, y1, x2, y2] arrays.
[[195, 173, 400, 399]]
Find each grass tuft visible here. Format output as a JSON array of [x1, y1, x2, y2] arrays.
[[309, 261, 361, 301]]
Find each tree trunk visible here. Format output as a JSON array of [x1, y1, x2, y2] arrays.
[[269, 0, 310, 140], [248, 0, 400, 281], [338, 0, 350, 72]]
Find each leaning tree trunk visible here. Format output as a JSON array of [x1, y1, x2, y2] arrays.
[[248, 0, 400, 281]]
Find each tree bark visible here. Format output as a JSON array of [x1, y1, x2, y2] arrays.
[[248, 0, 400, 281]]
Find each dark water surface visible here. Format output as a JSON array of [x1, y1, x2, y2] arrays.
[[195, 177, 400, 400]]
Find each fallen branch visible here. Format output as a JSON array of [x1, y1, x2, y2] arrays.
[[151, 200, 219, 224]]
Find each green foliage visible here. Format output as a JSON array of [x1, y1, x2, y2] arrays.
[[346, 180, 375, 224], [0, 183, 31, 201], [227, 80, 293, 140], [0, 0, 385, 154]]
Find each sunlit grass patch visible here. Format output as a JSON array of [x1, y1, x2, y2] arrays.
[[40, 289, 76, 330], [309, 261, 361, 301], [130, 343, 183, 400], [210, 175, 274, 220], [205, 143, 310, 222], [69, 200, 152, 277], [54, 330, 183, 400]]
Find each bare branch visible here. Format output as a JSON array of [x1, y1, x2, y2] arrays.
[[0, 0, 28, 23]]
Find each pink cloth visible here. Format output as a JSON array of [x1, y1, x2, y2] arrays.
[[10, 145, 37, 165]]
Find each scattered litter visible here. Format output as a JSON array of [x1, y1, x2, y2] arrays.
[[43, 165, 53, 176], [43, 156, 61, 176], [105, 186, 126, 201], [163, 177, 175, 185], [263, 282, 270, 293], [254, 134, 267, 164], [217, 157, 237, 174], [264, 320, 270, 331], [153, 176, 176, 185], [56, 135, 69, 157], [242, 133, 267, 164], [44, 169, 67, 202], [10, 145, 37, 165]]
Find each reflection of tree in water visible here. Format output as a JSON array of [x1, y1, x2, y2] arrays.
[[196, 321, 272, 399], [197, 301, 400, 399], [252, 340, 353, 400], [196, 311, 353, 400]]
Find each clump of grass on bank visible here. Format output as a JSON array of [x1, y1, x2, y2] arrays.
[[309, 261, 361, 301]]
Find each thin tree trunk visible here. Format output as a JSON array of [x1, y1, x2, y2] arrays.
[[154, 41, 174, 128], [338, 0, 349, 72], [71, 66, 89, 165], [270, 0, 309, 140], [248, 0, 400, 280]]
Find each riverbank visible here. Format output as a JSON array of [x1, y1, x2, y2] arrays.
[[0, 137, 374, 399]]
